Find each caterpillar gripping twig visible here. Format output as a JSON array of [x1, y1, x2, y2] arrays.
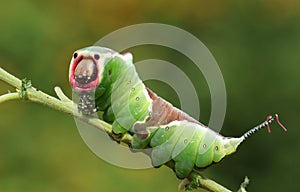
[[69, 46, 287, 183]]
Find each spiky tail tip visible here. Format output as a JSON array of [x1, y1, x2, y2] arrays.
[[242, 114, 287, 140]]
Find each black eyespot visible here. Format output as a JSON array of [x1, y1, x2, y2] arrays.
[[73, 52, 78, 59], [94, 54, 100, 60]]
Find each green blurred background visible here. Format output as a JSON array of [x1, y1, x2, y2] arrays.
[[0, 0, 299, 191]]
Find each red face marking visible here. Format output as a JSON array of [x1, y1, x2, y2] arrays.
[[69, 54, 100, 92]]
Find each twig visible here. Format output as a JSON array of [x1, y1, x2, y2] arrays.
[[0, 92, 19, 104], [54, 86, 72, 103], [237, 177, 250, 192], [166, 161, 233, 192], [0, 67, 113, 138], [0, 66, 248, 192]]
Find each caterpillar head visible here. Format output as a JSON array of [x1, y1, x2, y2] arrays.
[[69, 46, 116, 92]]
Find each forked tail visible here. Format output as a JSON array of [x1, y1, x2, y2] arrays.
[[242, 114, 287, 140]]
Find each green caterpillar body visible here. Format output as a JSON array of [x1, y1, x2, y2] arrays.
[[133, 121, 242, 178], [69, 46, 285, 180], [95, 55, 152, 134]]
